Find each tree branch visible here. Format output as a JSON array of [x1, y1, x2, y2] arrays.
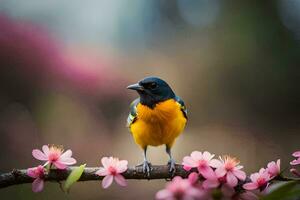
[[0, 164, 193, 189], [0, 164, 298, 189]]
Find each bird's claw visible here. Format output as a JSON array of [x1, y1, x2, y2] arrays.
[[143, 161, 151, 177], [137, 161, 151, 177], [168, 159, 176, 175]]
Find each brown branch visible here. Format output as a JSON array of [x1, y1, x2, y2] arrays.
[[0, 164, 298, 189], [0, 164, 193, 189]]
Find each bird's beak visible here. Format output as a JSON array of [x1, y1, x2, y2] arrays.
[[127, 83, 143, 91]]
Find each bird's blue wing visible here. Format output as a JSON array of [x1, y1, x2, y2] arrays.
[[175, 96, 187, 119], [127, 98, 140, 127]]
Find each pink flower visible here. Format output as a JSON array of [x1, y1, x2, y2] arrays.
[[243, 168, 270, 191], [202, 170, 236, 190], [32, 145, 77, 169], [182, 151, 219, 179], [156, 176, 204, 200], [187, 172, 199, 185], [27, 165, 45, 192], [266, 159, 280, 178], [212, 155, 246, 187], [95, 157, 128, 188], [202, 170, 221, 189], [290, 151, 300, 165]]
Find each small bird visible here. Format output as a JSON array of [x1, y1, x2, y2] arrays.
[[127, 76, 187, 175]]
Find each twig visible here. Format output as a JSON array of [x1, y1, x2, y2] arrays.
[[0, 164, 193, 189], [0, 165, 298, 189]]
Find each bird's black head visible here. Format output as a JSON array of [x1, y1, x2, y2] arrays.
[[127, 76, 175, 108]]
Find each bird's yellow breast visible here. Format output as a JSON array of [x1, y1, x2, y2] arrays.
[[130, 99, 187, 148]]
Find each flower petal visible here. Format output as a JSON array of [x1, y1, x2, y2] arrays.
[[292, 151, 300, 157], [226, 172, 238, 187], [118, 160, 128, 168], [259, 168, 266, 174], [53, 161, 67, 169], [186, 187, 205, 198], [101, 157, 111, 168], [102, 175, 113, 189], [27, 168, 38, 178], [210, 159, 223, 168], [32, 178, 44, 192], [59, 157, 77, 165], [96, 167, 109, 176], [191, 151, 203, 161], [203, 151, 214, 161], [116, 160, 128, 173], [199, 166, 215, 179], [114, 174, 127, 187], [233, 169, 246, 180], [60, 150, 72, 159], [182, 156, 198, 168], [188, 172, 199, 184], [203, 179, 220, 189], [42, 145, 49, 156], [156, 189, 172, 199], [185, 166, 193, 172], [215, 166, 227, 178], [243, 183, 258, 190], [249, 173, 260, 182], [32, 149, 48, 161], [290, 159, 300, 166], [277, 159, 281, 168]]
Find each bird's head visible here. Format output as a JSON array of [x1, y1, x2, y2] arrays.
[[127, 76, 175, 108]]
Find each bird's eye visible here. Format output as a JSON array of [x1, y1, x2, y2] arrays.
[[149, 82, 157, 89]]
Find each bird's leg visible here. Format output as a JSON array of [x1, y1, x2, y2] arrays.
[[137, 146, 151, 176], [166, 145, 176, 174], [143, 147, 151, 176]]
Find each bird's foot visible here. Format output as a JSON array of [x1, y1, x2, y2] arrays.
[[137, 161, 151, 177], [167, 158, 176, 175]]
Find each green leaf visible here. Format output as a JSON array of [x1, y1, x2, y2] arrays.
[[63, 164, 86, 193], [261, 181, 299, 200]]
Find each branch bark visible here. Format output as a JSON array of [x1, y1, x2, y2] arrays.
[[0, 164, 193, 189], [0, 164, 297, 189]]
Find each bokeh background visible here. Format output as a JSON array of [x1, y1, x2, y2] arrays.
[[0, 0, 299, 199]]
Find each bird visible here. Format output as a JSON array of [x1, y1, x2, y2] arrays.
[[126, 76, 187, 175]]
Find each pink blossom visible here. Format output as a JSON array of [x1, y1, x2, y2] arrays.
[[95, 157, 128, 188], [202, 170, 221, 189], [202, 173, 247, 198], [243, 168, 270, 191], [32, 145, 77, 169], [212, 155, 246, 187], [182, 151, 219, 179], [290, 151, 300, 165], [156, 176, 204, 200], [27, 165, 45, 192], [202, 170, 235, 190], [266, 159, 280, 178], [187, 172, 199, 185]]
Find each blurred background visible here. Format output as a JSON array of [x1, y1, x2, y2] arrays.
[[0, 0, 299, 199]]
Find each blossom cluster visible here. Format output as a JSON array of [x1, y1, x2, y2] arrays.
[[27, 145, 128, 192], [156, 151, 284, 200], [26, 145, 300, 199], [27, 145, 77, 192], [290, 151, 300, 177]]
